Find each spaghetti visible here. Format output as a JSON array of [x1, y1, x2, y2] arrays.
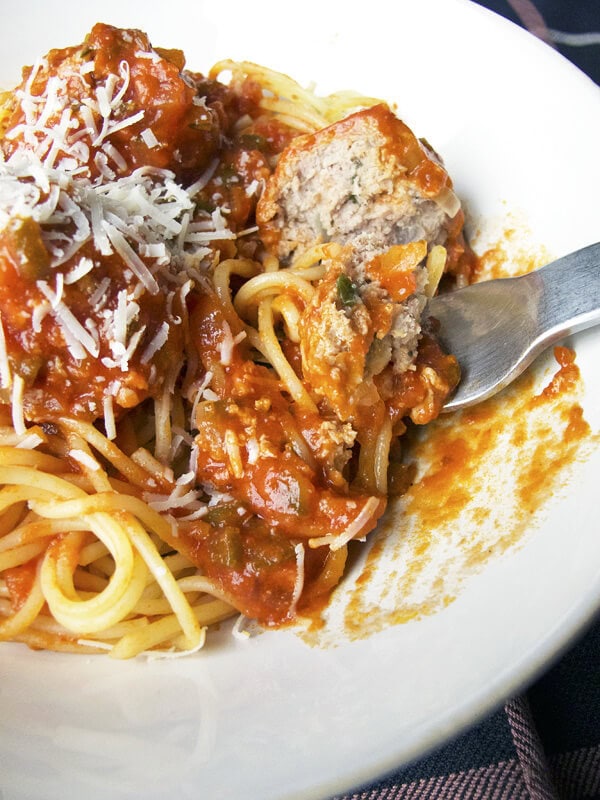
[[0, 23, 470, 657]]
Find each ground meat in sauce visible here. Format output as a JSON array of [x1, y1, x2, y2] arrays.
[[299, 242, 432, 427], [183, 289, 387, 623]]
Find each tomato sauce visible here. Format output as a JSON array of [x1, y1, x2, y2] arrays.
[[300, 341, 595, 643], [0, 24, 290, 424], [178, 510, 338, 625], [4, 559, 37, 612], [173, 290, 386, 623]]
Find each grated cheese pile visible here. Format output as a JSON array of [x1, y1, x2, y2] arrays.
[[0, 43, 243, 436]]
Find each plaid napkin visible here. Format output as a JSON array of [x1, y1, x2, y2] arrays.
[[334, 2, 600, 798], [334, 615, 600, 800]]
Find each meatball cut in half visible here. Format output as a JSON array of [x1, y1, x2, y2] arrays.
[[257, 103, 463, 430], [256, 103, 462, 267]]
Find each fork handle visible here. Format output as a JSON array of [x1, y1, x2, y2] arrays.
[[524, 241, 600, 341]]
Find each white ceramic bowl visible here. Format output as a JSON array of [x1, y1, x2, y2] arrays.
[[1, 2, 599, 799]]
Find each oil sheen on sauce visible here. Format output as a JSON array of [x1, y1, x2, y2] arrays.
[[300, 237, 597, 646]]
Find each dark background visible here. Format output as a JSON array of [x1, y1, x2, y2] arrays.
[[474, 0, 600, 84]]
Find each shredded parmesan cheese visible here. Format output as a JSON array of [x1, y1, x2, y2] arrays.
[[218, 322, 234, 366], [64, 256, 94, 285], [102, 222, 160, 295], [102, 394, 117, 440], [0, 313, 11, 389], [11, 374, 26, 436], [308, 496, 382, 551], [231, 615, 262, 640], [144, 628, 207, 661], [15, 432, 44, 450], [69, 448, 101, 471], [186, 157, 219, 197], [224, 429, 244, 479], [140, 322, 170, 364], [245, 437, 260, 466], [289, 543, 305, 616], [140, 128, 160, 149]]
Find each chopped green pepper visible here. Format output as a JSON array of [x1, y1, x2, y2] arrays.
[[239, 133, 268, 152], [219, 164, 239, 186], [188, 117, 216, 132], [204, 501, 244, 526], [210, 526, 244, 568], [336, 273, 359, 307], [194, 197, 216, 214], [4, 217, 51, 281]]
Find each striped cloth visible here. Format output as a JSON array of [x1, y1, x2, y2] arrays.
[[475, 0, 600, 85], [334, 616, 600, 800], [335, 3, 600, 798]]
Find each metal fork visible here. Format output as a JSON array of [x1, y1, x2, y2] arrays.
[[424, 241, 600, 412]]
